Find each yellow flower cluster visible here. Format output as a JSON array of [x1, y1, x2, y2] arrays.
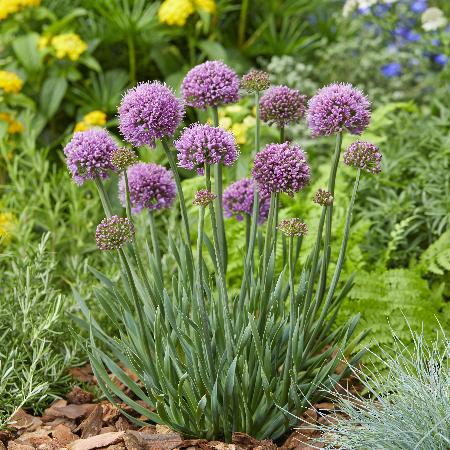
[[74, 110, 107, 132], [218, 105, 255, 145], [0, 112, 23, 134], [44, 33, 88, 61], [0, 211, 16, 244], [0, 0, 40, 20], [0, 70, 23, 94], [159, 0, 215, 27]]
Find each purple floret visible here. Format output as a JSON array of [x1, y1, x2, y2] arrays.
[[223, 178, 270, 224], [118, 162, 177, 213], [343, 141, 382, 174], [175, 123, 239, 174], [307, 83, 371, 137], [252, 142, 311, 197], [63, 128, 118, 185], [118, 81, 184, 148], [259, 85, 307, 128], [182, 60, 240, 109]]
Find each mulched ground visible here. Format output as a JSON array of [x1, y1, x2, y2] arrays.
[[1, 365, 358, 450]]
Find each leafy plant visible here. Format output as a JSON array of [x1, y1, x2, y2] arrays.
[[313, 329, 450, 449], [0, 235, 79, 427]]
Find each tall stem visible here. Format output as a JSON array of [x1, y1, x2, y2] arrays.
[[94, 177, 113, 217], [148, 210, 163, 277], [161, 138, 191, 247], [238, 0, 249, 47], [262, 192, 276, 275], [280, 126, 285, 143], [254, 91, 260, 156], [124, 171, 132, 221], [127, 34, 136, 86], [211, 106, 227, 273]]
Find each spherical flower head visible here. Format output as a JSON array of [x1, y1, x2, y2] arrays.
[[194, 0, 216, 13], [119, 81, 184, 148], [260, 85, 307, 128], [182, 60, 239, 109], [278, 218, 308, 237], [223, 178, 270, 224], [52, 33, 87, 61], [63, 129, 118, 185], [111, 147, 138, 171], [343, 141, 382, 174], [241, 69, 271, 93], [118, 162, 176, 213], [0, 71, 23, 94], [175, 123, 239, 174], [252, 142, 311, 197], [95, 216, 135, 251], [313, 188, 333, 206], [193, 189, 216, 207], [307, 83, 371, 137], [158, 0, 194, 26]]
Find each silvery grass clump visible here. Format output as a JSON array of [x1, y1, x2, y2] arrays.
[[65, 62, 381, 441], [312, 329, 450, 449]]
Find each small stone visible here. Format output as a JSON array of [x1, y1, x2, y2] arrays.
[[68, 432, 125, 450], [8, 410, 42, 431], [7, 442, 34, 450], [52, 425, 79, 445], [67, 387, 94, 405], [155, 426, 172, 435]]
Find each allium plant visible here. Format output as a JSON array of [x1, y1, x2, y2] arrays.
[[69, 65, 377, 442]]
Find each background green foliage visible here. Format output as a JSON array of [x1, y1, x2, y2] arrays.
[[0, 0, 449, 426]]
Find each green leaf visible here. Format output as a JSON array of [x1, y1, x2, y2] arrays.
[[39, 77, 68, 119], [12, 33, 42, 74]]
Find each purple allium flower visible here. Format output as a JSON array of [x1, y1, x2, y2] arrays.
[[181, 60, 239, 109], [381, 62, 402, 78], [343, 141, 382, 174], [175, 123, 239, 174], [63, 129, 118, 185], [241, 69, 271, 93], [193, 189, 216, 207], [313, 188, 333, 206], [223, 178, 270, 224], [278, 218, 308, 237], [118, 162, 176, 213], [111, 147, 138, 171], [307, 83, 371, 137], [95, 216, 135, 251], [118, 82, 184, 148], [252, 142, 311, 197], [259, 85, 307, 128]]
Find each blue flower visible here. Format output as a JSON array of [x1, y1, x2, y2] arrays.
[[434, 54, 448, 66], [381, 62, 402, 78], [411, 0, 427, 14]]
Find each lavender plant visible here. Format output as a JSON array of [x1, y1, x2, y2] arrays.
[[68, 62, 381, 441]]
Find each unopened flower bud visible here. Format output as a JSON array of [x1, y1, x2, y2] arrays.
[[313, 188, 333, 206], [193, 189, 216, 207], [95, 216, 135, 251], [111, 147, 138, 171], [278, 218, 308, 237], [241, 69, 271, 93]]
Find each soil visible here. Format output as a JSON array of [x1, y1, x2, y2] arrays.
[[2, 365, 359, 450]]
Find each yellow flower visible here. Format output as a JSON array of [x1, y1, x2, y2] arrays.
[[0, 70, 23, 94], [52, 33, 88, 61], [231, 123, 249, 145], [159, 0, 215, 26], [38, 35, 51, 50], [83, 110, 107, 126], [0, 212, 16, 243], [193, 0, 215, 14], [243, 115, 256, 127], [0, 112, 23, 134], [0, 0, 40, 20], [218, 116, 232, 130], [74, 110, 107, 132], [159, 0, 194, 26]]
